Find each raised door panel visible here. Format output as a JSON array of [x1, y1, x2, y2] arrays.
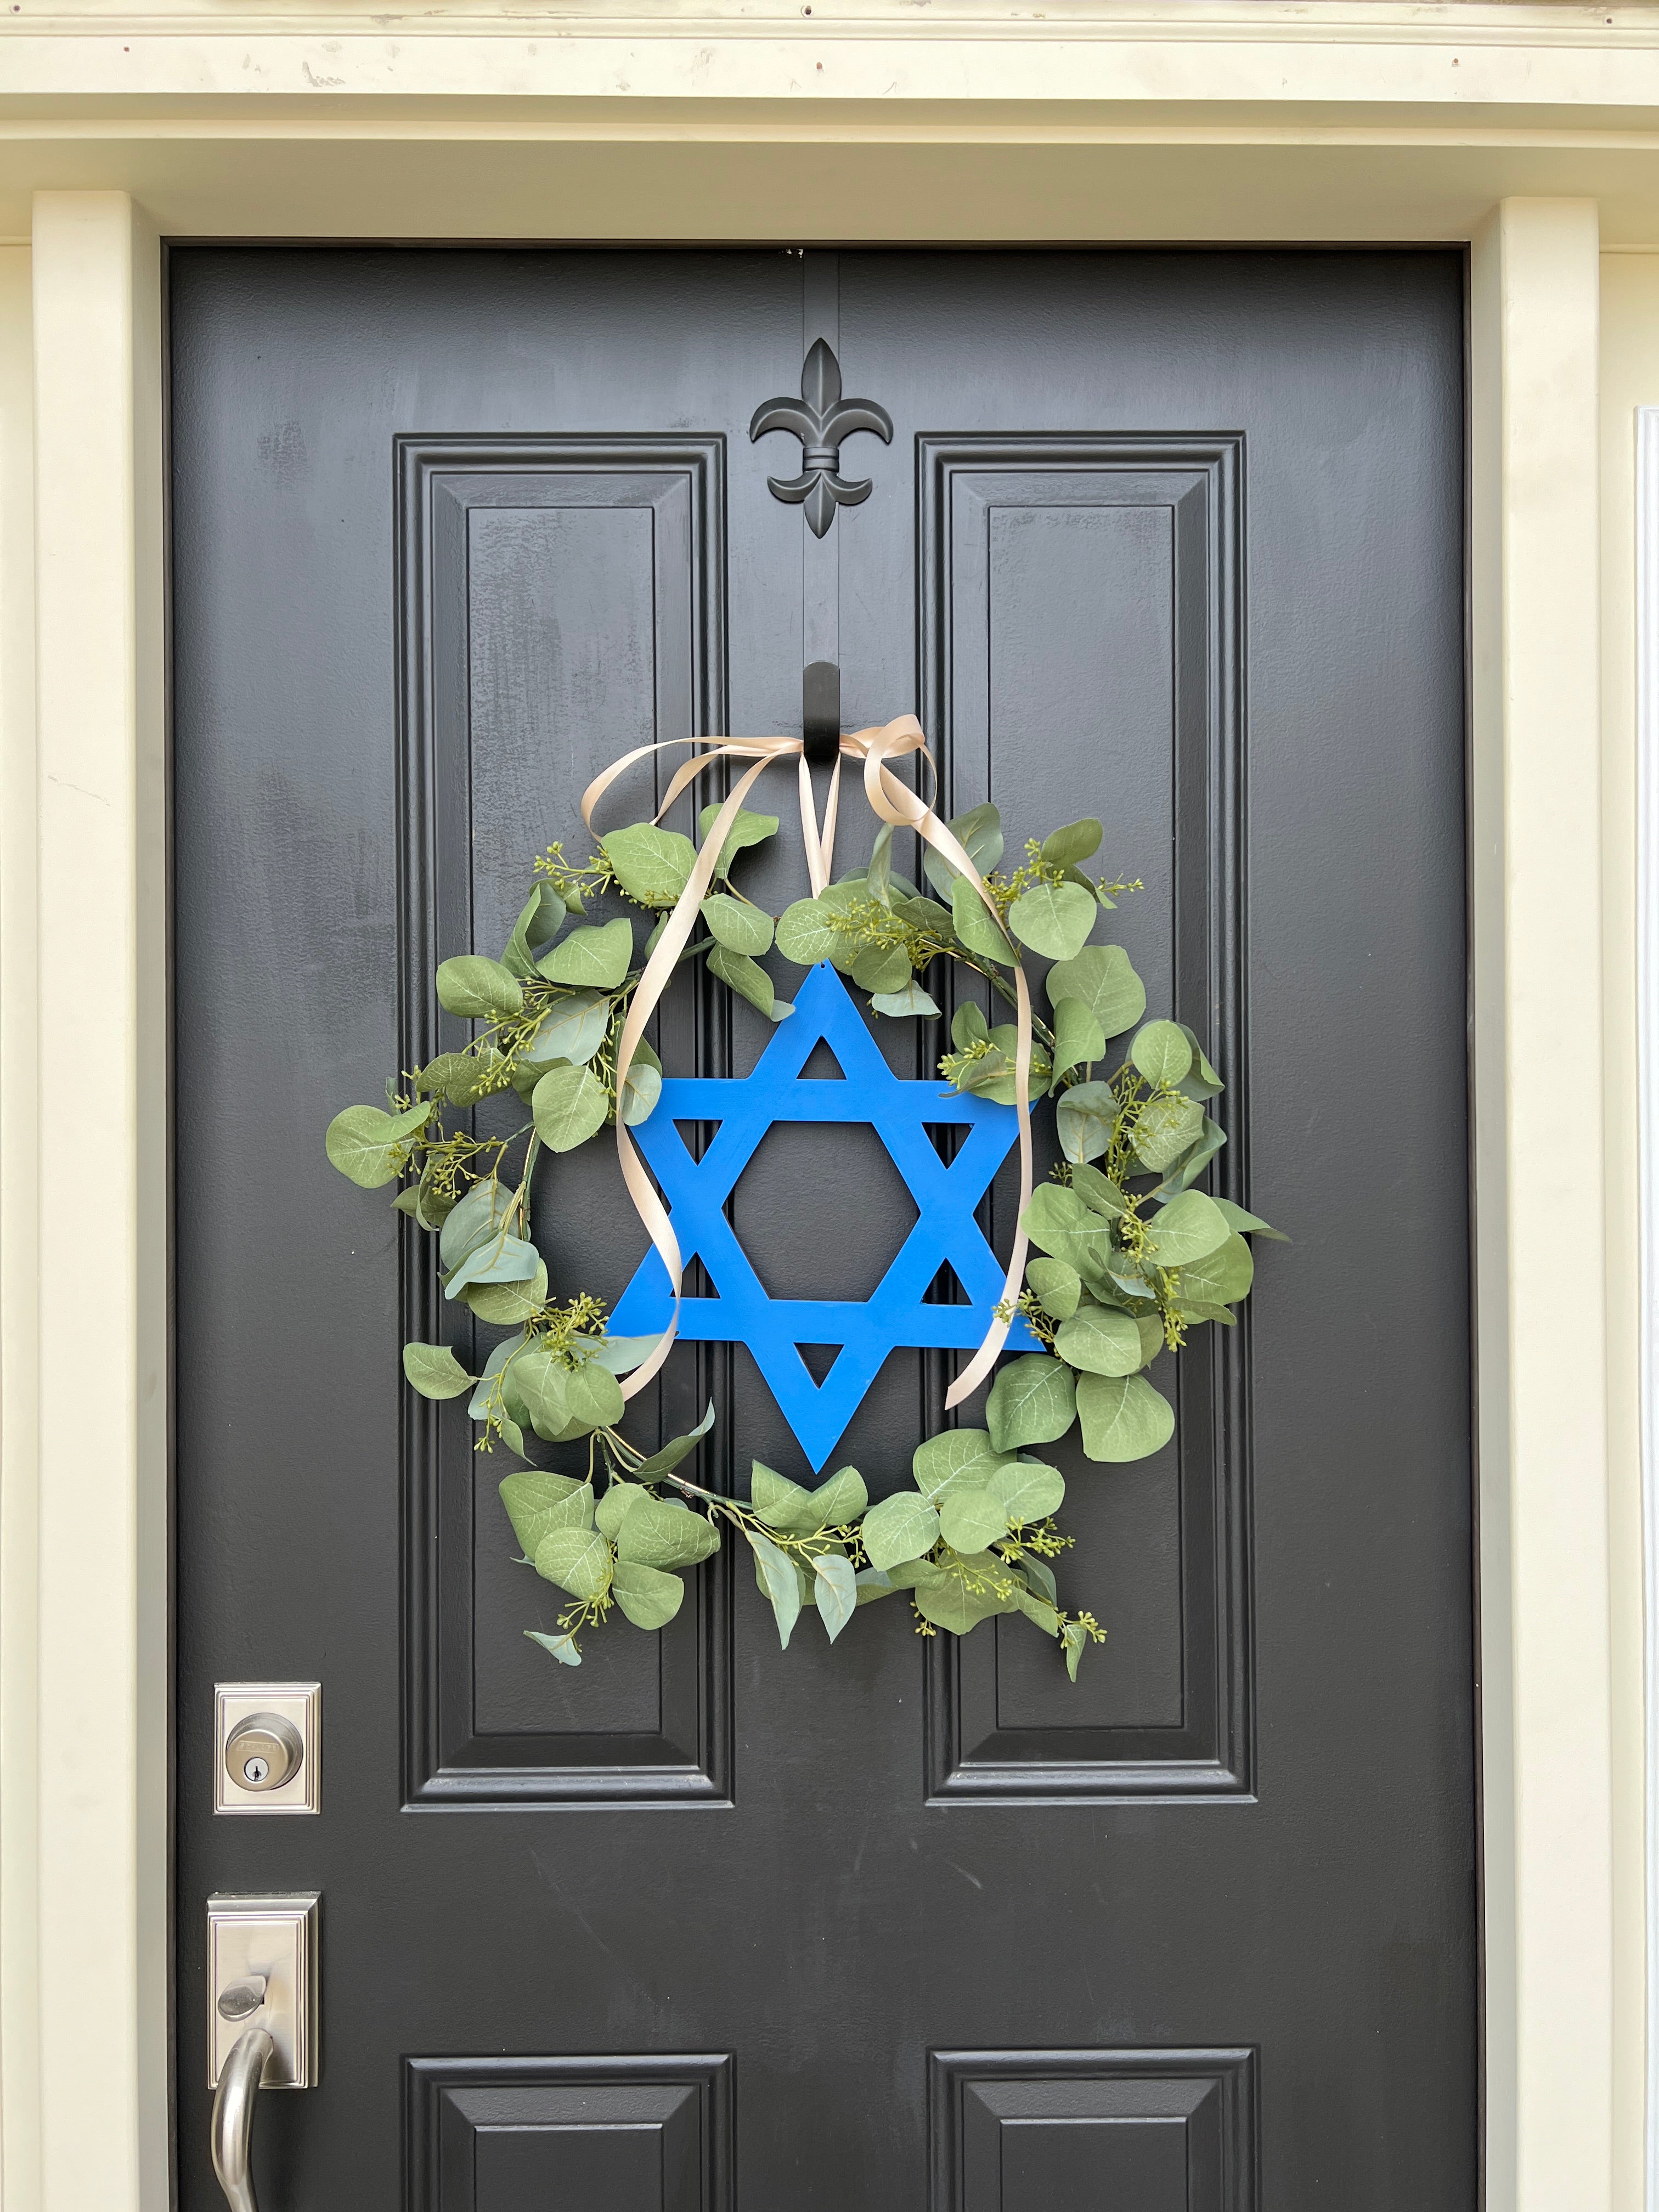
[[932, 2050, 1255, 2212], [408, 2057, 731, 2212], [918, 439, 1248, 1799], [398, 439, 732, 1805]]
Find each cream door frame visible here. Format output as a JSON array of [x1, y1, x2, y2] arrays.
[[0, 17, 1641, 2205]]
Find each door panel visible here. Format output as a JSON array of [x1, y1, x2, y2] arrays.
[[172, 247, 1474, 2210]]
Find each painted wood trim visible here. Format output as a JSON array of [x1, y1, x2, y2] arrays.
[[1470, 196, 1614, 2212], [28, 191, 168, 2212], [1637, 396, 1659, 2212]]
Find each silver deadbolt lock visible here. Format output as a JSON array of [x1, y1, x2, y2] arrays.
[[215, 1684, 320, 1814], [224, 1713, 303, 1793]]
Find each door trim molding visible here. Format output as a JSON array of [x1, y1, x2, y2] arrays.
[[0, 195, 1625, 2212], [1637, 397, 1659, 2212]]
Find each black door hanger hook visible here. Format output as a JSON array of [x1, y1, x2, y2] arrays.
[[803, 661, 840, 767]]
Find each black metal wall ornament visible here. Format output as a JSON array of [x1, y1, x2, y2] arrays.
[[750, 337, 893, 537]]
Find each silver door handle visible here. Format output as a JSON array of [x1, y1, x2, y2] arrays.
[[206, 1893, 320, 2212], [212, 2024, 275, 2212]]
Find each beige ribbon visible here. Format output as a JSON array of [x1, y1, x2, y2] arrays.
[[580, 717, 1032, 1414]]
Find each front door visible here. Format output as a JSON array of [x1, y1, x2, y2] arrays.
[[172, 247, 1475, 2210]]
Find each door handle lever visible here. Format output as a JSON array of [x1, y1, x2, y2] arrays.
[[206, 1893, 320, 2211], [212, 2023, 275, 2212]]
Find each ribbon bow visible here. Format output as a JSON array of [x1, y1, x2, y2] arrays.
[[580, 717, 1034, 1413]]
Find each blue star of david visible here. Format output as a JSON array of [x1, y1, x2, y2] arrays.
[[610, 961, 1040, 1470]]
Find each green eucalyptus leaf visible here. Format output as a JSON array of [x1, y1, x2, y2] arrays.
[[525, 991, 610, 1066], [1046, 944, 1146, 1038], [882, 1556, 949, 1591], [1054, 1300, 1144, 1377], [532, 1063, 611, 1152], [435, 954, 524, 1021], [1177, 1231, 1255, 1308], [500, 1462, 581, 1545], [600, 823, 697, 909], [1076, 1372, 1176, 1462], [596, 1480, 647, 1539], [988, 1458, 1064, 1521], [510, 1345, 570, 1438], [950, 878, 1015, 966], [748, 1529, 804, 1649], [1017, 1553, 1059, 1605], [939, 1488, 1012, 1552], [1173, 1023, 1225, 1102], [855, 1566, 900, 1605], [1212, 1197, 1290, 1242], [469, 1334, 527, 1423], [1063, 1618, 1089, 1680], [401, 1342, 475, 1400], [951, 1001, 990, 1051], [1022, 1187, 1115, 1282], [851, 941, 913, 995], [1071, 1164, 1127, 1217], [860, 1489, 942, 1570], [462, 1258, 549, 1326], [1130, 1019, 1193, 1087], [416, 1051, 489, 1107], [525, 1627, 582, 1666], [697, 801, 780, 879], [563, 1359, 626, 1431], [570, 1332, 663, 1378], [701, 894, 774, 955], [1039, 817, 1103, 867], [1025, 1256, 1082, 1321], [813, 1553, 859, 1643], [708, 945, 790, 1020], [1051, 995, 1107, 1079], [986, 1355, 1077, 1453], [809, 1466, 869, 1526], [922, 802, 1003, 900], [775, 897, 845, 967], [439, 1177, 514, 1272], [533, 1526, 613, 1599], [614, 1495, 721, 1570], [751, 1462, 816, 1532], [871, 980, 942, 1019], [1160, 1116, 1228, 1196], [620, 1056, 663, 1127], [912, 1427, 1008, 1501], [325, 1099, 433, 1189], [1133, 1093, 1204, 1172], [1008, 880, 1096, 962], [610, 1558, 687, 1630], [445, 1232, 541, 1300], [539, 916, 634, 989], [502, 882, 566, 977], [1054, 1081, 1117, 1164], [915, 1573, 1009, 1635], [629, 1400, 717, 1483], [1144, 1189, 1231, 1266], [1015, 1588, 1063, 1637]]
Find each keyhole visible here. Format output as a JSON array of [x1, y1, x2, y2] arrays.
[[243, 1756, 270, 1785]]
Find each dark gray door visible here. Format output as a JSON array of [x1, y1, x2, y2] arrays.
[[171, 247, 1475, 2211]]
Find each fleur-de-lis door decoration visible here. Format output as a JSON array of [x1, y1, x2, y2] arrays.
[[750, 337, 894, 537]]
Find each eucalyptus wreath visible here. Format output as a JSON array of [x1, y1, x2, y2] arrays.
[[325, 796, 1281, 1678]]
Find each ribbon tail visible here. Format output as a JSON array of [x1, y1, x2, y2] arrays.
[[610, 753, 782, 1402], [850, 718, 1032, 1413], [945, 959, 1034, 1409]]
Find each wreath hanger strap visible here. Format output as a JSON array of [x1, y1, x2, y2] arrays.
[[578, 718, 1035, 1414], [855, 719, 1034, 1406]]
